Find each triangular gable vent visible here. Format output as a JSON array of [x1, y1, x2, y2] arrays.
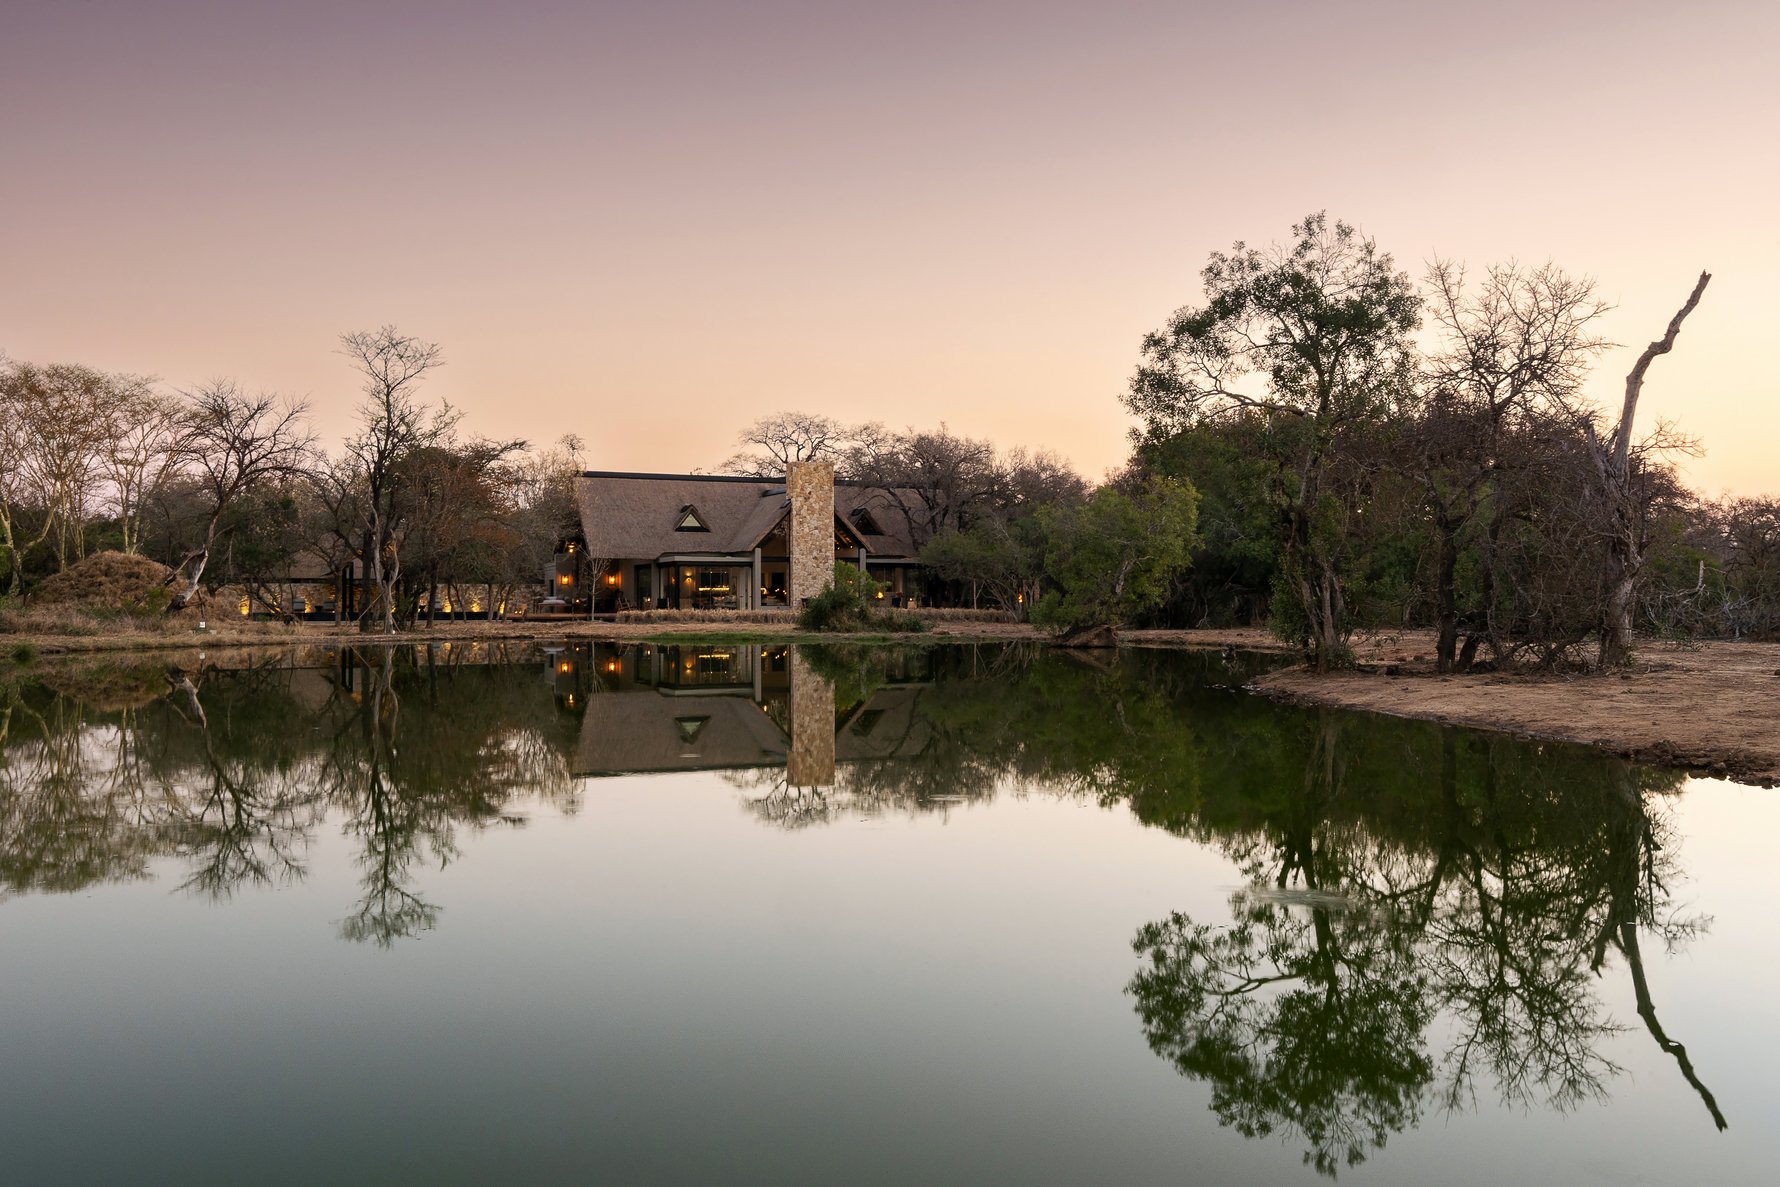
[[675, 504, 710, 532]]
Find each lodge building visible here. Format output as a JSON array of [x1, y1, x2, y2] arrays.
[[558, 462, 927, 613]]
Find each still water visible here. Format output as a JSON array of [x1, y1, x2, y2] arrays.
[[0, 642, 1772, 1185]]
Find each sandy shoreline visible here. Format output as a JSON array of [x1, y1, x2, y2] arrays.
[[8, 620, 1776, 786], [1246, 630, 1780, 788]]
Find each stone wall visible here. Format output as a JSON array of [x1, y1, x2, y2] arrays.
[[786, 461, 835, 607]]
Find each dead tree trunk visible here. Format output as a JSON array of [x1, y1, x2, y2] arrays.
[[1595, 271, 1710, 668], [166, 510, 227, 612], [166, 548, 208, 611]]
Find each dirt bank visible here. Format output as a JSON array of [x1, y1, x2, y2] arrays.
[[0, 615, 1051, 658], [1252, 632, 1780, 787]]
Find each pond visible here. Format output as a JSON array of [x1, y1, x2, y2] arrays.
[[0, 642, 1772, 1185]]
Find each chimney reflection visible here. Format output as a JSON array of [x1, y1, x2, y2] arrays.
[[787, 648, 836, 788]]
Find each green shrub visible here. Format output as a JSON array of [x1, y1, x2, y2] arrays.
[[12, 642, 36, 664], [797, 564, 928, 633]]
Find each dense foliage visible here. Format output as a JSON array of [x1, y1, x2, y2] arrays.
[[1117, 218, 1760, 669], [797, 563, 929, 633]]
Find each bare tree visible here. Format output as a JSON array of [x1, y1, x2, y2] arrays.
[[308, 454, 370, 625], [843, 423, 1005, 548], [104, 384, 189, 556], [1417, 261, 1612, 670], [721, 411, 853, 476], [166, 380, 315, 611], [499, 434, 585, 618], [0, 359, 57, 594], [1585, 272, 1711, 667], [2, 362, 117, 570], [339, 326, 449, 634]]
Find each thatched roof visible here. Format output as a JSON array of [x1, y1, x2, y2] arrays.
[[572, 471, 920, 560], [575, 690, 790, 774]]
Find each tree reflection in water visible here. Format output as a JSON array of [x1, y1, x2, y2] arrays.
[[0, 644, 579, 943], [719, 645, 1727, 1173], [0, 641, 1728, 1159], [1117, 708, 1725, 1174]]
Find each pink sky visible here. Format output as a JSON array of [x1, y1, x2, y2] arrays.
[[4, 0, 1776, 494]]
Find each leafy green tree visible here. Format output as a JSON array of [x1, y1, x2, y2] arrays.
[[1139, 417, 1284, 626], [919, 515, 1046, 614], [1125, 213, 1419, 668], [1030, 476, 1199, 631]]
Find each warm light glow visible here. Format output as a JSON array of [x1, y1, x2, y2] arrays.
[[238, 598, 250, 616], [470, 600, 481, 613], [605, 660, 620, 673], [559, 661, 573, 673], [7, 8, 1775, 502], [560, 575, 572, 585]]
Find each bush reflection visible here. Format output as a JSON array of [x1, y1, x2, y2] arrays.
[[0, 641, 1723, 1162]]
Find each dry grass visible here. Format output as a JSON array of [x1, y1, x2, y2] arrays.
[[908, 608, 1016, 623], [30, 551, 174, 609], [614, 608, 797, 624]]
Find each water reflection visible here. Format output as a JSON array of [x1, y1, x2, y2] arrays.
[[1, 643, 579, 944], [0, 641, 1727, 1167], [1124, 714, 1723, 1174]]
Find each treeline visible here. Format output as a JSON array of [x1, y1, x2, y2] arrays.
[[0, 329, 583, 628], [716, 412, 1200, 631], [739, 217, 1776, 664], [1120, 214, 1780, 670]]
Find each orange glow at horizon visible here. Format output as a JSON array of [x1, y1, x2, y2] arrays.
[[2, 1, 1776, 496]]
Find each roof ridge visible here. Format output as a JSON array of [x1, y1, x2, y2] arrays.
[[578, 470, 772, 483]]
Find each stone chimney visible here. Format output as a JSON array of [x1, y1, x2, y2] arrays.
[[786, 461, 834, 607]]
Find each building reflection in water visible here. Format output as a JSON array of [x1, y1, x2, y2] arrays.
[[567, 643, 927, 788]]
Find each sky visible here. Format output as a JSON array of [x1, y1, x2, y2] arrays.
[[3, 0, 1776, 495]]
